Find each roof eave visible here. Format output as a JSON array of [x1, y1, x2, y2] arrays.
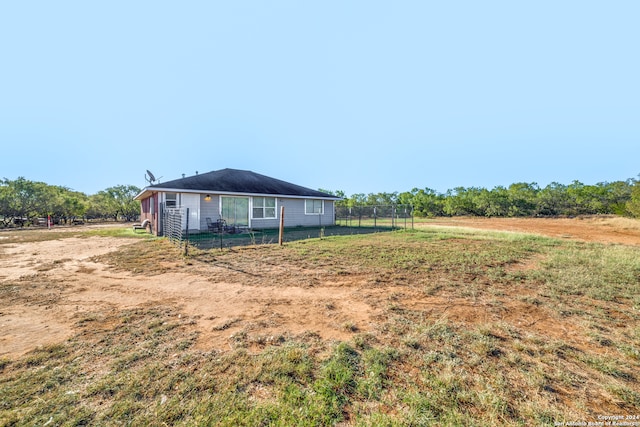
[[134, 187, 340, 200]]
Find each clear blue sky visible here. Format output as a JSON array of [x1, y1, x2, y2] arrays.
[[1, 1, 638, 196]]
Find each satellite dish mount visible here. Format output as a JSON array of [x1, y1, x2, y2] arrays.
[[145, 170, 160, 185]]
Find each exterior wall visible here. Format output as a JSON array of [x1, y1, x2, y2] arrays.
[[279, 198, 335, 228], [138, 192, 160, 235], [199, 195, 335, 230], [199, 194, 221, 230], [245, 197, 335, 229], [250, 216, 279, 229], [140, 191, 337, 234]]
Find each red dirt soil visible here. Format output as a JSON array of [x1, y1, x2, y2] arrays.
[[422, 215, 640, 246], [1, 216, 639, 359]]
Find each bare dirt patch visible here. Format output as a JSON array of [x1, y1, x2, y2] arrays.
[[0, 236, 373, 357], [421, 215, 640, 245], [1, 216, 639, 360]]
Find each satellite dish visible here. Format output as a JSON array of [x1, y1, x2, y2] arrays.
[[145, 170, 162, 185]]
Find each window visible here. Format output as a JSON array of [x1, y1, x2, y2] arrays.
[[305, 199, 324, 215], [252, 197, 276, 219], [165, 193, 177, 207], [221, 197, 249, 227]]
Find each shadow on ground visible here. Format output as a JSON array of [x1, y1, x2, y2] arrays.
[[186, 225, 400, 249]]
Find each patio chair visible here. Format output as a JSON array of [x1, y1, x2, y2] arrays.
[[206, 217, 226, 233], [133, 219, 151, 233]]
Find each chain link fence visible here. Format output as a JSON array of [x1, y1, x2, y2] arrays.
[[335, 204, 414, 229], [160, 204, 414, 251]]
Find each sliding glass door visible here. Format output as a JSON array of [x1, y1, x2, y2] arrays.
[[221, 197, 249, 227]]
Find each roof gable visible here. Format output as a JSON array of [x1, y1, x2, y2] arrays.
[[143, 169, 339, 199]]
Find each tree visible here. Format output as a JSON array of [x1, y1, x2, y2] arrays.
[[0, 177, 44, 225], [90, 185, 141, 221], [400, 187, 444, 217], [0, 183, 12, 226], [443, 187, 484, 216], [0, 178, 144, 226], [56, 188, 89, 223], [350, 193, 367, 208], [506, 182, 539, 216], [626, 180, 640, 218], [600, 180, 634, 215], [365, 192, 398, 206], [535, 182, 570, 216], [477, 186, 511, 217]]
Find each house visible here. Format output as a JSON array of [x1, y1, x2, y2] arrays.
[[134, 168, 341, 236]]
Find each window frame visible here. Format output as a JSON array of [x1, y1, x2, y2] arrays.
[[220, 196, 250, 227], [252, 196, 277, 219], [305, 199, 324, 215], [165, 193, 178, 208]]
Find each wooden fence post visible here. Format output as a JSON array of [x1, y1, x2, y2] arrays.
[[279, 206, 285, 246]]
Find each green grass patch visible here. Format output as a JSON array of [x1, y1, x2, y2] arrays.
[[2, 225, 640, 424], [0, 224, 152, 245]]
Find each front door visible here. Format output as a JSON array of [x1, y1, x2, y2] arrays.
[[221, 197, 249, 227], [181, 193, 200, 231]]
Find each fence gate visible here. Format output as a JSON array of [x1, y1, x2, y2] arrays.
[[163, 207, 185, 244]]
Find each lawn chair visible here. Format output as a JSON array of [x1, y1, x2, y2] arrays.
[[206, 217, 226, 233], [133, 219, 151, 233]]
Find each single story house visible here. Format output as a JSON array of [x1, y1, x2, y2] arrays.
[[134, 168, 341, 236]]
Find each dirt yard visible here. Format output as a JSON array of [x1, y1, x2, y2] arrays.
[[2, 216, 640, 359], [422, 215, 640, 246]]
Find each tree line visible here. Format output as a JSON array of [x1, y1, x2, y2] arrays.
[[3, 175, 640, 228], [328, 177, 640, 218], [0, 177, 141, 227]]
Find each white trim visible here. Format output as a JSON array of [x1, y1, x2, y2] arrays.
[[219, 195, 250, 227], [305, 199, 325, 215], [251, 196, 277, 220], [165, 192, 178, 208], [135, 187, 340, 201]]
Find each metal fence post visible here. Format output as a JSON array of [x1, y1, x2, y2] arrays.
[[374, 206, 377, 231], [392, 205, 395, 229], [404, 207, 407, 229], [411, 206, 414, 229], [185, 208, 189, 256]]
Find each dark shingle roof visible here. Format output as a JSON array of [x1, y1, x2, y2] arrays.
[[145, 169, 339, 199]]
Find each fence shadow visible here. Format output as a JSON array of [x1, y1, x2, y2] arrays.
[[163, 204, 414, 251], [186, 225, 400, 250]]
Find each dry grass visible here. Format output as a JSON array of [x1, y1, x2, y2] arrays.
[[0, 223, 151, 245], [1, 225, 640, 425], [597, 215, 640, 231]]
